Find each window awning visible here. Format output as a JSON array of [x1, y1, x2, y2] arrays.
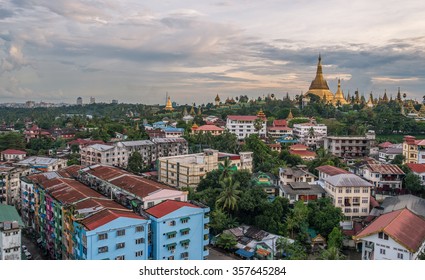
[[180, 217, 190, 221], [180, 239, 190, 245], [166, 231, 177, 236], [166, 243, 177, 248], [180, 228, 190, 232]]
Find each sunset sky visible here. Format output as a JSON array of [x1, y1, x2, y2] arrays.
[[1, 0, 425, 105]]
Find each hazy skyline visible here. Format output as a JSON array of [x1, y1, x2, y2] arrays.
[[1, 0, 425, 105]]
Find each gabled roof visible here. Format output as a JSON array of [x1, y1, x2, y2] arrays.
[[145, 200, 200, 218], [363, 164, 405, 175], [1, 149, 26, 155], [316, 165, 351, 176], [273, 119, 287, 127], [324, 173, 373, 187], [354, 208, 425, 252], [406, 163, 425, 174], [378, 142, 393, 148], [80, 208, 145, 231], [194, 124, 224, 131]]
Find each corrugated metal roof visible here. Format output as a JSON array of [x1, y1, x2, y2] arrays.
[[324, 174, 373, 187], [365, 164, 405, 175], [381, 194, 425, 217], [406, 163, 425, 174], [354, 208, 425, 252], [316, 165, 351, 176], [80, 208, 145, 231]]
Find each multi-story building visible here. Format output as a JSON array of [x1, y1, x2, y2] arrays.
[[77, 165, 187, 209], [359, 164, 405, 196], [267, 119, 293, 139], [15, 156, 67, 172], [316, 165, 351, 180], [145, 200, 210, 260], [74, 208, 150, 260], [378, 144, 403, 163], [163, 127, 184, 138], [226, 112, 267, 140], [289, 144, 317, 161], [321, 173, 373, 219], [80, 138, 188, 169], [402, 135, 425, 164], [280, 182, 326, 204], [1, 149, 27, 161], [278, 165, 317, 186], [0, 204, 23, 260], [293, 122, 327, 148], [354, 208, 425, 260], [157, 149, 253, 189], [191, 124, 224, 136], [323, 130, 376, 158], [0, 166, 31, 205]]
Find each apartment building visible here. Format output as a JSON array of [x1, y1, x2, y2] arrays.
[[293, 122, 327, 148], [402, 135, 425, 164], [226, 112, 267, 140], [157, 149, 253, 189], [145, 200, 210, 260], [267, 119, 293, 139], [1, 149, 27, 161], [0, 166, 31, 206], [278, 165, 317, 186], [323, 130, 376, 158], [321, 173, 373, 218], [359, 164, 405, 196], [0, 205, 23, 260]]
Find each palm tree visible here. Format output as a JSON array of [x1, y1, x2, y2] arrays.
[[218, 157, 236, 180], [253, 118, 264, 135], [216, 177, 241, 212], [318, 246, 346, 260]]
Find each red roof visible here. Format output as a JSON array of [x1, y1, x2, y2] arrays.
[[316, 165, 351, 176], [289, 144, 309, 150], [145, 200, 200, 218], [267, 126, 292, 131], [273, 119, 287, 127], [406, 163, 425, 173], [80, 209, 145, 231], [1, 149, 26, 155], [227, 115, 259, 121], [194, 125, 224, 131], [365, 164, 405, 175], [370, 196, 380, 208], [378, 142, 393, 148], [354, 208, 425, 252]]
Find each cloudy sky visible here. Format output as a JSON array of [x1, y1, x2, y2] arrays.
[[1, 0, 425, 105]]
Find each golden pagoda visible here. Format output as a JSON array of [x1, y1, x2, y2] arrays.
[[366, 93, 374, 108], [287, 108, 294, 120], [197, 106, 202, 115], [215, 94, 220, 106], [189, 104, 196, 116], [382, 90, 389, 103], [405, 100, 416, 113], [333, 79, 348, 106], [165, 96, 174, 111], [305, 54, 335, 102], [346, 91, 352, 104]]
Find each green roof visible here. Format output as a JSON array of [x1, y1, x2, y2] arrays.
[[0, 204, 24, 226]]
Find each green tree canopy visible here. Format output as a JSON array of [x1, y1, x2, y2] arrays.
[[127, 152, 144, 174]]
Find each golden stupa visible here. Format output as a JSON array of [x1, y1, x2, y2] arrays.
[[165, 96, 174, 111], [333, 79, 348, 106], [287, 108, 294, 120], [257, 109, 266, 120], [305, 55, 334, 102], [366, 93, 374, 108]]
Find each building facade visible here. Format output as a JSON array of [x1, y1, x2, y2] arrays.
[[293, 122, 327, 148], [359, 164, 405, 196], [0, 205, 23, 260], [323, 130, 376, 158], [226, 113, 267, 140], [145, 200, 210, 260], [402, 135, 425, 164]]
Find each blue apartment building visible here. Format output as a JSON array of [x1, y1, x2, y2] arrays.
[[73, 209, 151, 260], [145, 200, 210, 260]]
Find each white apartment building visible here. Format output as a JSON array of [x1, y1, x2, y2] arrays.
[[80, 144, 124, 166], [15, 156, 67, 172], [0, 166, 31, 206], [354, 208, 425, 260], [0, 205, 23, 260], [226, 115, 266, 140], [359, 164, 405, 196], [158, 149, 253, 189], [293, 122, 327, 147], [321, 173, 373, 219]]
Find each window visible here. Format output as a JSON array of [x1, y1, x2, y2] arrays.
[[166, 243, 176, 251], [166, 231, 177, 239], [397, 253, 404, 259], [338, 189, 343, 193], [345, 188, 352, 193], [378, 232, 389, 240], [181, 252, 189, 259], [354, 188, 360, 193], [180, 217, 190, 224], [98, 233, 108, 240], [147, 202, 154, 208], [116, 242, 125, 249], [116, 229, 126, 237], [135, 250, 143, 257], [168, 220, 176, 226], [135, 226, 144, 232], [168, 256, 175, 260], [98, 246, 108, 254], [136, 238, 145, 244], [362, 208, 368, 213], [180, 228, 190, 236], [362, 198, 369, 204], [338, 198, 342, 205], [353, 208, 359, 213], [380, 248, 386, 255], [115, 255, 125, 260]]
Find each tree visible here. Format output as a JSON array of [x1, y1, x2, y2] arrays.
[[404, 172, 424, 195], [215, 232, 237, 250], [286, 200, 309, 239], [307, 198, 344, 238], [209, 208, 239, 235], [318, 246, 346, 260], [218, 157, 236, 180], [253, 118, 264, 135], [127, 152, 144, 174], [391, 154, 405, 165], [216, 177, 241, 212], [327, 227, 344, 250]]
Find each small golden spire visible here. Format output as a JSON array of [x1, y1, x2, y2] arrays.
[[287, 108, 294, 120], [165, 96, 174, 111]]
